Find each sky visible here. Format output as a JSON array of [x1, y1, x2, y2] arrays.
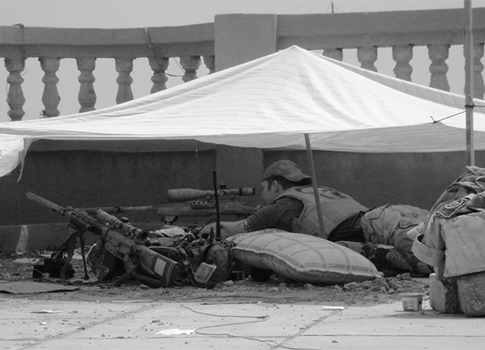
[[1, 0, 482, 28], [1, 0, 485, 122]]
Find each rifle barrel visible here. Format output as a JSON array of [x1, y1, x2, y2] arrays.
[[26, 192, 66, 215], [81, 205, 158, 214]]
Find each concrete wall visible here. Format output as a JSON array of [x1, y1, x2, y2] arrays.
[[1, 139, 480, 226], [0, 139, 217, 225], [0, 139, 482, 253]]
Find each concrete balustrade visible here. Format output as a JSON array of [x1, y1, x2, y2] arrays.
[[0, 23, 215, 119], [1, 9, 485, 120]]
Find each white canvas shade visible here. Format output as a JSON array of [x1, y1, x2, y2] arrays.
[[1, 45, 485, 178]]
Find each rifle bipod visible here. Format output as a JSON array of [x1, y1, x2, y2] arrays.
[[50, 224, 90, 280]]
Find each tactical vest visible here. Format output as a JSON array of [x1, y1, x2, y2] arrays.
[[276, 186, 368, 239]]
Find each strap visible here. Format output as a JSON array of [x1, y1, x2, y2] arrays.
[[411, 233, 444, 267]]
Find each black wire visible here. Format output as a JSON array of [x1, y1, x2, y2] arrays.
[[176, 301, 320, 350], [166, 72, 184, 77], [144, 27, 185, 78], [431, 102, 485, 124], [430, 110, 466, 123]]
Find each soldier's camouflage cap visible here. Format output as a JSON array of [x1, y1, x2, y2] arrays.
[[262, 160, 311, 182]]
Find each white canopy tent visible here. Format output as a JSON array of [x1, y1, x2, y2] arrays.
[[1, 45, 485, 178]]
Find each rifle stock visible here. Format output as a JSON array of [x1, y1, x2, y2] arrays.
[[156, 200, 255, 217], [26, 192, 178, 287]]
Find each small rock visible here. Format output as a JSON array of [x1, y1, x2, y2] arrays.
[[343, 282, 359, 291], [303, 283, 315, 290], [221, 280, 234, 287]]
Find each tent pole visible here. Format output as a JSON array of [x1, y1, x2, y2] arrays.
[[304, 133, 325, 237], [465, 0, 475, 166]]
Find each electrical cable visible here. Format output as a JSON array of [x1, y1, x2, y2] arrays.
[[176, 300, 325, 350], [430, 102, 485, 124], [430, 110, 466, 123], [144, 27, 184, 78]]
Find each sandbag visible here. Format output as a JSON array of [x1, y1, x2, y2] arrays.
[[413, 166, 485, 273], [439, 211, 485, 278], [227, 229, 381, 285]]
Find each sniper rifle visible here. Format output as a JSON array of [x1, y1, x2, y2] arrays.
[[80, 187, 256, 221], [26, 192, 178, 287]]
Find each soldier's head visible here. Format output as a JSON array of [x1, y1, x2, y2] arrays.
[[260, 160, 311, 205]]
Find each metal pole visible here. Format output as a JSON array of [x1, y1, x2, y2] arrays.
[[212, 170, 221, 239], [465, 0, 475, 166], [304, 133, 325, 237]]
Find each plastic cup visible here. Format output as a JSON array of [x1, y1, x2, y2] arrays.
[[400, 293, 424, 311]]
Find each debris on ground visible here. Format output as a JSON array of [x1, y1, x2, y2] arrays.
[[0, 251, 429, 305]]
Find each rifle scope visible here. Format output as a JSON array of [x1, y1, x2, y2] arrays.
[[167, 187, 255, 202]]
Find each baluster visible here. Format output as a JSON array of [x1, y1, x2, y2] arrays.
[[148, 57, 169, 93], [323, 48, 343, 61], [357, 46, 377, 72], [39, 57, 61, 118], [76, 57, 97, 113], [392, 44, 413, 81], [4, 57, 26, 121], [428, 44, 450, 91], [203, 55, 215, 74], [472, 43, 485, 99], [179, 56, 201, 83], [115, 57, 134, 104]]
